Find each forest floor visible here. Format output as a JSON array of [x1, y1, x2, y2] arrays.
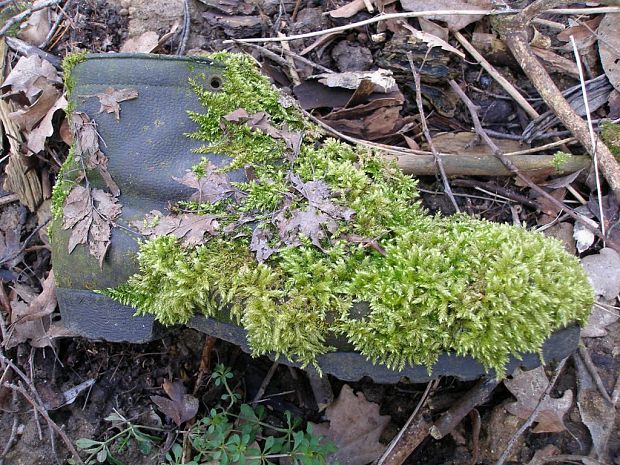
[[0, 0, 619, 464]]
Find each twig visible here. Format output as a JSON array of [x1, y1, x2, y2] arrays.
[[266, 43, 335, 74], [577, 344, 613, 405], [3, 382, 85, 465], [469, 409, 481, 465], [570, 36, 606, 240], [430, 377, 500, 440], [39, 0, 73, 49], [0, 413, 19, 464], [453, 31, 539, 119], [0, 0, 61, 37], [495, 357, 568, 465], [495, 2, 620, 202], [193, 335, 217, 396], [448, 79, 616, 248], [0, 218, 50, 265], [408, 53, 460, 213], [252, 361, 279, 405], [223, 7, 620, 44], [377, 379, 437, 465], [0, 194, 19, 207], [451, 179, 538, 209], [277, 30, 301, 86], [176, 0, 190, 55], [4, 36, 61, 68]]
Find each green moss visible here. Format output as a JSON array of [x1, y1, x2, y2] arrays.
[[601, 121, 620, 161], [51, 145, 78, 223], [62, 51, 88, 96], [102, 53, 594, 376], [552, 151, 571, 172]]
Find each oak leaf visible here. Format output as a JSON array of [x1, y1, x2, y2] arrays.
[[310, 385, 390, 465], [276, 206, 338, 250], [504, 366, 573, 433], [289, 173, 355, 221], [250, 226, 278, 262]]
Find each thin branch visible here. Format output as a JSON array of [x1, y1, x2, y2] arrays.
[[495, 357, 568, 465], [453, 31, 539, 119], [577, 345, 613, 405], [407, 53, 459, 213], [0, 0, 61, 37], [224, 7, 620, 44]]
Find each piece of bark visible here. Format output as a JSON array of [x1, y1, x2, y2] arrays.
[[0, 39, 43, 212]]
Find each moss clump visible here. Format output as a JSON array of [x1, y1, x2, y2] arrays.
[[601, 121, 620, 161], [51, 146, 78, 223], [103, 53, 594, 376], [62, 50, 88, 100]]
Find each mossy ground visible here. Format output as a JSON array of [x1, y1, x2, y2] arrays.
[[601, 121, 620, 161], [101, 53, 593, 377]]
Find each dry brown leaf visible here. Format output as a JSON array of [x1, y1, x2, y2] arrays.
[[9, 85, 61, 132], [0, 55, 61, 104], [289, 173, 355, 221], [70, 112, 120, 196], [62, 186, 121, 267], [312, 69, 397, 93], [250, 227, 278, 262], [17, 0, 52, 45], [504, 366, 573, 433], [532, 47, 579, 79], [5, 272, 55, 349], [328, 0, 368, 18], [120, 31, 160, 53], [151, 380, 198, 427], [418, 17, 449, 42], [26, 95, 68, 154], [599, 13, 620, 93], [400, 0, 492, 31], [174, 163, 235, 204], [557, 16, 602, 50], [92, 87, 138, 121], [310, 385, 390, 465], [574, 352, 614, 461], [0, 204, 25, 269], [133, 210, 219, 246], [397, 23, 465, 58], [276, 206, 339, 250]]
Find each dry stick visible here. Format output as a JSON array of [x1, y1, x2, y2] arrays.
[[252, 361, 279, 405], [453, 31, 539, 119], [495, 9, 620, 203], [377, 379, 437, 465], [577, 344, 613, 405], [277, 30, 301, 86], [430, 377, 500, 440], [265, 43, 335, 73], [39, 0, 72, 49], [3, 382, 85, 465], [448, 79, 615, 248], [176, 0, 190, 55], [408, 53, 460, 213], [0, 414, 19, 464], [451, 179, 538, 209], [0, 0, 61, 36], [192, 335, 217, 396], [570, 35, 606, 240], [223, 7, 620, 44], [4, 36, 61, 68], [495, 357, 568, 465], [469, 409, 481, 465]]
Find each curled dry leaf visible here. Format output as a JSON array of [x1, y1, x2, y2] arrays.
[[5, 271, 56, 349], [311, 69, 397, 93], [93, 87, 138, 121], [132, 210, 219, 246], [399, 0, 492, 31], [0, 54, 61, 104], [9, 85, 61, 132], [62, 186, 122, 267], [17, 0, 52, 46], [151, 380, 199, 427], [26, 95, 68, 154], [70, 112, 120, 196], [504, 366, 573, 433], [310, 385, 390, 465]]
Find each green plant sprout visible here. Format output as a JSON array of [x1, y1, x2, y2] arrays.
[[165, 364, 337, 465], [99, 53, 594, 377], [71, 410, 161, 465]]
